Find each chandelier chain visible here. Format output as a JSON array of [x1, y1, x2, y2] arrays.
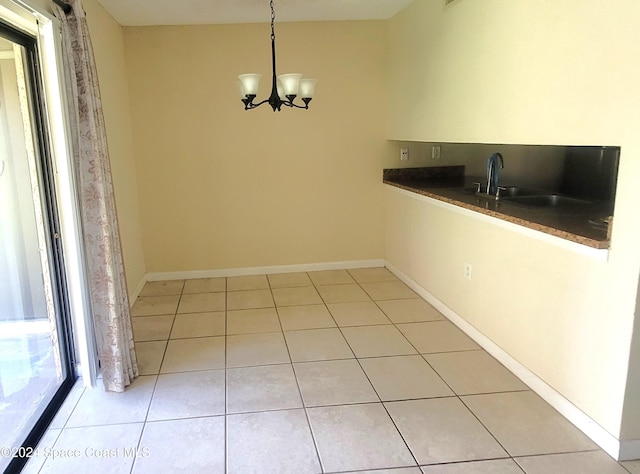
[[270, 0, 275, 41]]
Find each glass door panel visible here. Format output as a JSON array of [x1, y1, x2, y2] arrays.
[[0, 26, 74, 473]]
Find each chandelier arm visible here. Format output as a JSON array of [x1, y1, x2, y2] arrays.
[[283, 101, 309, 110], [245, 98, 271, 110]]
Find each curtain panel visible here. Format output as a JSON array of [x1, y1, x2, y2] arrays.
[[53, 0, 137, 392]]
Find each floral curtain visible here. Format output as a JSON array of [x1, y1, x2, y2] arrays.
[[53, 0, 138, 392]]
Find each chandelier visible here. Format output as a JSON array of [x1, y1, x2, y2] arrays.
[[237, 0, 317, 112]]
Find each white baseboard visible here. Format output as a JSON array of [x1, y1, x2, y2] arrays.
[[619, 440, 640, 462], [385, 260, 638, 462], [129, 276, 147, 307], [145, 259, 386, 282]]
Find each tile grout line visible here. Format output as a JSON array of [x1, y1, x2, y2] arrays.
[[311, 269, 423, 470], [336, 271, 538, 470], [359, 276, 523, 468], [272, 272, 326, 473], [306, 269, 394, 472], [345, 270, 422, 471], [131, 280, 185, 474]]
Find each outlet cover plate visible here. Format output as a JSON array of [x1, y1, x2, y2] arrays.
[[464, 262, 472, 280]]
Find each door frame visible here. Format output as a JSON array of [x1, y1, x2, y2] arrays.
[[0, 1, 98, 470], [0, 0, 98, 387]]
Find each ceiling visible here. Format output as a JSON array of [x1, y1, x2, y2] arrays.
[[96, 0, 414, 27]]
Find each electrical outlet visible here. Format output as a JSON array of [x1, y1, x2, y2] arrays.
[[431, 145, 441, 160], [464, 262, 472, 280], [400, 148, 409, 161]]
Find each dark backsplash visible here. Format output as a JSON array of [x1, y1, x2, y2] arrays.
[[386, 142, 621, 214], [559, 147, 620, 202], [383, 166, 464, 181]]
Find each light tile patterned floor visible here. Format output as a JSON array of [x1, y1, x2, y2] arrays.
[[25, 268, 636, 473]]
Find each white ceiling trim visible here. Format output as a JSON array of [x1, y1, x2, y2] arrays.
[[96, 0, 414, 27]]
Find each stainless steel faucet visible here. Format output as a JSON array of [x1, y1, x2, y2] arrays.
[[486, 153, 504, 195]]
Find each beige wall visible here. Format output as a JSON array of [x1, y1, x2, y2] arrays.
[[123, 21, 387, 272], [387, 0, 640, 444], [81, 0, 146, 298]]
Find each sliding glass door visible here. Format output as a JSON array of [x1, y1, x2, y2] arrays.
[[0, 21, 75, 474]]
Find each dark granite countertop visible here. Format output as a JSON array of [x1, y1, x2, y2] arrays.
[[383, 167, 611, 249]]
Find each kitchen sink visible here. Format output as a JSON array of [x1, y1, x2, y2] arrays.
[[502, 194, 592, 207], [455, 185, 593, 208], [499, 186, 546, 197], [456, 185, 544, 198]]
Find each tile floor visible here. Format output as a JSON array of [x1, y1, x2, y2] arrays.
[[23, 268, 640, 473]]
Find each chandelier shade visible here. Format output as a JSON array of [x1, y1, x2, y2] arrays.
[[237, 74, 262, 98], [300, 79, 317, 99], [278, 73, 302, 97]]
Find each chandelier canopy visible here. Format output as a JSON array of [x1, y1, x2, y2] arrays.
[[237, 0, 317, 112]]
